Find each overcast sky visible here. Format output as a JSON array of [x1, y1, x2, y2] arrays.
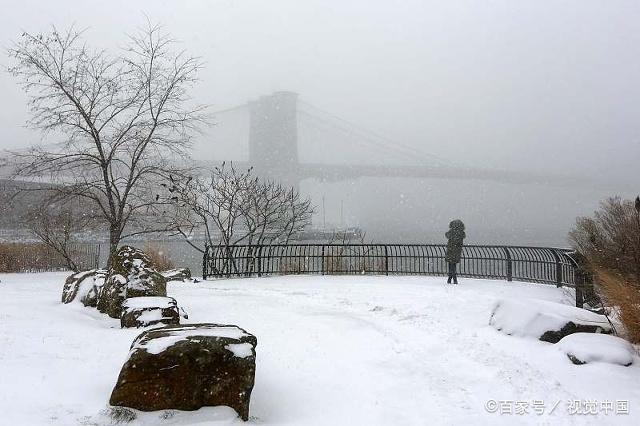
[[2, 0, 639, 179], [1, 1, 638, 244]]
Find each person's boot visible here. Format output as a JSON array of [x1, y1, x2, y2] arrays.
[[447, 276, 451, 284], [453, 277, 458, 285]]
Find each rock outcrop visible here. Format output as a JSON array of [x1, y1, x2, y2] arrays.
[[110, 323, 257, 421], [120, 297, 180, 328], [557, 333, 634, 366], [489, 298, 612, 343], [161, 268, 192, 282], [97, 246, 167, 318], [61, 269, 107, 306]]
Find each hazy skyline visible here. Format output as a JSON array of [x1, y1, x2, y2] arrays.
[[1, 0, 638, 245]]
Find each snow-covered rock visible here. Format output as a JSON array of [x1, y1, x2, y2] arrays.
[[489, 298, 612, 343], [61, 269, 107, 306], [110, 245, 166, 298], [97, 246, 167, 318], [96, 273, 127, 318], [557, 333, 635, 366], [110, 323, 257, 421], [161, 267, 192, 282], [120, 296, 180, 328]]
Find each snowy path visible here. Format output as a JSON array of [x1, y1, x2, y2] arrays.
[[0, 272, 638, 425]]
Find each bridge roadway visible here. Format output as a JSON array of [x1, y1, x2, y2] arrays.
[[196, 160, 624, 190]]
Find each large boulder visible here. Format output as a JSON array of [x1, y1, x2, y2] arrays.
[[110, 323, 257, 421], [61, 269, 107, 306], [97, 273, 128, 318], [110, 246, 167, 298], [557, 333, 634, 366], [120, 297, 180, 328], [97, 246, 167, 319], [490, 298, 612, 343], [161, 268, 192, 282]]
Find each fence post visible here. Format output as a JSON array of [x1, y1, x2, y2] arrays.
[[321, 245, 325, 275], [257, 245, 263, 277], [95, 243, 101, 270], [202, 243, 208, 280], [503, 247, 512, 282], [575, 270, 585, 308], [551, 249, 563, 287], [384, 245, 389, 276]]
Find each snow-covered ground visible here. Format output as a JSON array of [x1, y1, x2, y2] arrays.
[[0, 272, 639, 425]]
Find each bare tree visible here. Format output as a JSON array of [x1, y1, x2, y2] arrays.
[[23, 199, 96, 271], [569, 196, 640, 282], [7, 23, 205, 265], [164, 163, 314, 275]]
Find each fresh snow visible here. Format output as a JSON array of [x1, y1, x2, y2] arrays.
[[134, 309, 164, 324], [1, 272, 639, 425], [70, 269, 106, 304], [225, 343, 255, 358], [131, 325, 250, 356], [489, 297, 611, 339], [122, 296, 177, 309], [557, 333, 635, 366]]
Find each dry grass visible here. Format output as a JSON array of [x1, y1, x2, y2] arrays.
[[279, 257, 309, 275], [594, 268, 640, 343], [0, 242, 68, 272], [324, 255, 346, 275], [323, 255, 386, 275], [142, 242, 174, 271]]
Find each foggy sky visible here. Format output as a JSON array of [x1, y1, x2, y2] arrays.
[[1, 1, 639, 245]]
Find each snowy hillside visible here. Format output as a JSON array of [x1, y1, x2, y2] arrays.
[[0, 272, 638, 425]]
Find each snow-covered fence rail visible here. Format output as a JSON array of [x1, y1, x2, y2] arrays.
[[203, 244, 589, 306], [0, 242, 100, 273]]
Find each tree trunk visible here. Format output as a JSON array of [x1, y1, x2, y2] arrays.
[[107, 225, 122, 269]]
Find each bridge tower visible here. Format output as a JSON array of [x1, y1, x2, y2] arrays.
[[249, 91, 300, 188]]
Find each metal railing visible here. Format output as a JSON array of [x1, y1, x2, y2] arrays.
[[205, 243, 580, 282], [204, 243, 590, 307]]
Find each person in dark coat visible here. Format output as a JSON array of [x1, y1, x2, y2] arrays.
[[445, 219, 465, 284]]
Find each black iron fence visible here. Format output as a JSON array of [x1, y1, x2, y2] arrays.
[[203, 243, 590, 307]]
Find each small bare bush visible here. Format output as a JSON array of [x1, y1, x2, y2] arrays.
[[569, 196, 640, 281], [23, 200, 95, 272], [143, 242, 174, 271], [569, 195, 640, 341]]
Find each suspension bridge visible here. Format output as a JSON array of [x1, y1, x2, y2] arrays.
[[203, 91, 605, 189]]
